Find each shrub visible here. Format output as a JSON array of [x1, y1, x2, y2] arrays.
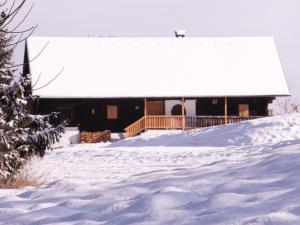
[[0, 167, 43, 189]]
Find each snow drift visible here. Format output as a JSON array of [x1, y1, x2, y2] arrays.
[[1, 114, 300, 225], [113, 113, 300, 147]]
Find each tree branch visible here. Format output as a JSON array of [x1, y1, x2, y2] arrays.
[[4, 39, 48, 69], [0, 24, 37, 47], [11, 3, 34, 32], [0, 0, 25, 26], [33, 68, 65, 91], [0, 0, 8, 8], [31, 73, 41, 88]]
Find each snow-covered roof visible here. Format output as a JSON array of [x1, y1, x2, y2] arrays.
[[26, 36, 289, 98]]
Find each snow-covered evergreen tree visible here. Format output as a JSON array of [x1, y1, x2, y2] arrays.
[[0, 1, 66, 182]]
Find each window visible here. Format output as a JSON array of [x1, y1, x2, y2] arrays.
[[212, 99, 218, 105], [56, 104, 80, 126], [171, 104, 186, 115], [107, 105, 118, 119]]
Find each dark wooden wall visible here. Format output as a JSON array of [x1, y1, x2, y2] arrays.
[[79, 99, 143, 132], [37, 98, 144, 132], [196, 97, 271, 116], [196, 98, 225, 116], [227, 97, 269, 116]]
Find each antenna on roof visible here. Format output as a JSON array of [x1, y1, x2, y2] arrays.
[[175, 30, 186, 38]]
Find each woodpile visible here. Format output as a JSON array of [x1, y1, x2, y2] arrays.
[[80, 130, 111, 143]]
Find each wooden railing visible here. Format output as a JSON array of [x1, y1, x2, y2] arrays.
[[125, 115, 262, 137], [146, 116, 183, 129], [185, 116, 260, 128], [124, 117, 145, 137]]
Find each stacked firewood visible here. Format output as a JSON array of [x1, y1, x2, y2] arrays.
[[80, 130, 111, 143]]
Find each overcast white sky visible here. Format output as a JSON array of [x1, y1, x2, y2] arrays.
[[12, 0, 300, 98]]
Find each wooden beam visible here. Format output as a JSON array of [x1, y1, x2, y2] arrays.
[[182, 97, 185, 131], [144, 98, 147, 117], [224, 97, 228, 124], [144, 98, 147, 129]]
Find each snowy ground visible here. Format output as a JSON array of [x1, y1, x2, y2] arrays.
[[1, 114, 300, 225]]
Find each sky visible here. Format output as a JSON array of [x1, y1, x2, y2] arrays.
[[11, 0, 300, 99]]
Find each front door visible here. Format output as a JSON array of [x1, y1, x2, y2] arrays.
[[238, 104, 249, 117], [147, 100, 164, 115]]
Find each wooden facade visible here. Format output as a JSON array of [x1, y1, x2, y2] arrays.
[[34, 97, 273, 133], [36, 98, 144, 132]]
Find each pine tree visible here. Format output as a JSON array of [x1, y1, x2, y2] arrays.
[[0, 1, 66, 182]]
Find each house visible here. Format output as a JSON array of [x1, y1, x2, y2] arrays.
[[24, 35, 289, 137]]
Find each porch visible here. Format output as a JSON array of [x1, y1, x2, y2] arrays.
[[124, 97, 265, 137], [124, 115, 261, 137]]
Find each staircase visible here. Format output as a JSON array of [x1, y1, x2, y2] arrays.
[[124, 117, 146, 137]]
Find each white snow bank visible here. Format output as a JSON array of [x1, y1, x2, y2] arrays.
[[52, 127, 80, 148], [113, 114, 300, 147], [1, 114, 300, 225]]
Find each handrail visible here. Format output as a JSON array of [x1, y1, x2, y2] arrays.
[[124, 116, 146, 137], [124, 116, 145, 130], [185, 115, 261, 128], [124, 115, 262, 137]]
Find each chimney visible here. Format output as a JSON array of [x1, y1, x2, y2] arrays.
[[175, 30, 186, 38]]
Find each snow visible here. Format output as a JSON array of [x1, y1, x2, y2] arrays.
[[26, 37, 289, 98], [1, 114, 300, 224], [52, 127, 80, 148]]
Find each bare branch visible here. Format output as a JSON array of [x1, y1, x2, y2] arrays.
[[0, 0, 8, 8], [0, 0, 25, 26], [4, 40, 48, 69], [7, 0, 16, 18], [11, 3, 34, 32], [274, 96, 300, 114], [1, 25, 35, 34], [31, 73, 41, 88], [5, 29, 24, 56], [0, 24, 37, 47], [33, 68, 65, 91]]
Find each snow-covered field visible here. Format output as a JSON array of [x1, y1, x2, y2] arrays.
[[1, 114, 300, 225]]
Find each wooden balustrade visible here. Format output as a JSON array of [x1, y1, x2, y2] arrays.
[[185, 116, 260, 128], [125, 115, 262, 137], [124, 117, 145, 137], [146, 116, 183, 129]]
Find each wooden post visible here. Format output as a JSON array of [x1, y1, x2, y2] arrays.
[[224, 97, 228, 124], [144, 98, 147, 129], [144, 98, 147, 117], [182, 97, 185, 131]]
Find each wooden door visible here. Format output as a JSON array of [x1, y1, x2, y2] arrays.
[[147, 101, 164, 115], [238, 104, 249, 117]]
